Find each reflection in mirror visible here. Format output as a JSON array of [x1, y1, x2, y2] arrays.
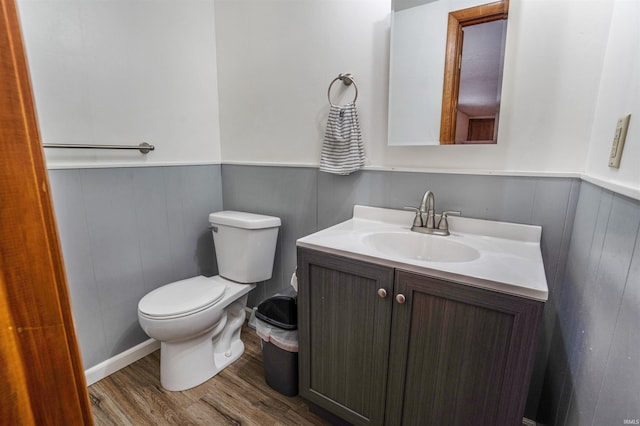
[[388, 0, 509, 146], [440, 1, 508, 144]]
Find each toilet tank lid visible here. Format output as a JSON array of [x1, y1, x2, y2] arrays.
[[209, 211, 281, 229]]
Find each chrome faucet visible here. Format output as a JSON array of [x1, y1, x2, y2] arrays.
[[405, 190, 460, 236]]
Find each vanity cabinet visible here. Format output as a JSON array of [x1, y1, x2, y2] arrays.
[[297, 247, 544, 426]]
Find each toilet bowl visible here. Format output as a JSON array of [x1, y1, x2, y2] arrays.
[[137, 211, 280, 391]]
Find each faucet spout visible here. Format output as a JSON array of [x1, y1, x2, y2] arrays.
[[419, 191, 436, 228], [410, 190, 461, 236]]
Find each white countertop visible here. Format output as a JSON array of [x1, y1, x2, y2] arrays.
[[297, 205, 548, 301]]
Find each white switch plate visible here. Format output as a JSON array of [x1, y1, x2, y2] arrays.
[[609, 114, 631, 168]]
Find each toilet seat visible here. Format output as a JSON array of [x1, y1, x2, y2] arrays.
[[138, 276, 226, 320]]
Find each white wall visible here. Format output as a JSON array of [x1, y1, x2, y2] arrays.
[[213, 0, 391, 167], [18, 0, 637, 192], [18, 0, 221, 168], [215, 0, 614, 175], [585, 0, 640, 192]]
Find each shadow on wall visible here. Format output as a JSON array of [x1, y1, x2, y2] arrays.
[[537, 316, 575, 424], [106, 227, 219, 359], [196, 229, 218, 277], [110, 320, 148, 358]]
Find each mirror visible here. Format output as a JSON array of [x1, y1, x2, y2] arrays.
[[388, 0, 509, 146]]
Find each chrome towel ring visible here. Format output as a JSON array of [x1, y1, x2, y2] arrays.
[[327, 73, 358, 107]]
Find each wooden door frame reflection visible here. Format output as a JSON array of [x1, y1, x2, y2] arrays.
[[439, 0, 509, 144]]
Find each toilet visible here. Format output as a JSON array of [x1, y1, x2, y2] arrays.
[[137, 210, 281, 391]]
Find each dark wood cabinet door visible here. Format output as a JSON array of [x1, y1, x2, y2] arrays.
[[386, 271, 543, 426], [297, 248, 395, 425]]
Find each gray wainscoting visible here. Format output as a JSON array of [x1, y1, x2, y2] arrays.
[[50, 163, 640, 424], [540, 181, 640, 425], [221, 166, 318, 306], [221, 164, 581, 419], [48, 165, 223, 369]]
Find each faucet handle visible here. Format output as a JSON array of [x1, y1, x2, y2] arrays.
[[442, 210, 461, 217], [404, 206, 423, 227], [437, 211, 461, 230]]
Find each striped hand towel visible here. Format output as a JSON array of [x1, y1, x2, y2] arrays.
[[320, 103, 365, 175]]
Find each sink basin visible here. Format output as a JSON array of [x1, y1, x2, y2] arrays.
[[363, 232, 480, 263], [297, 205, 548, 300]]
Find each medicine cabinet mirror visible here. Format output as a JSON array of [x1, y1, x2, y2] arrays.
[[388, 0, 509, 146]]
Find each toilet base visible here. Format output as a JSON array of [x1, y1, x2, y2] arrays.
[[160, 338, 247, 392], [158, 285, 252, 391]]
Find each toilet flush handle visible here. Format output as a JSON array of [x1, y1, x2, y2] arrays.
[[208, 225, 218, 232]]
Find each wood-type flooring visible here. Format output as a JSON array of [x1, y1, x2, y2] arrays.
[[88, 323, 328, 425]]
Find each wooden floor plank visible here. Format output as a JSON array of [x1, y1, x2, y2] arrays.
[[89, 324, 329, 426]]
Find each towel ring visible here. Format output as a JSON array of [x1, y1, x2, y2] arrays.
[[327, 73, 358, 107]]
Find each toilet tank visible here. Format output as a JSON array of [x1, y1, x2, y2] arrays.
[[209, 211, 281, 283]]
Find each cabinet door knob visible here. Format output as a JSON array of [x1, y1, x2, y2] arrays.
[[396, 294, 406, 304], [377, 288, 388, 298]]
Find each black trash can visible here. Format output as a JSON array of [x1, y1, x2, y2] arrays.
[[255, 294, 298, 396]]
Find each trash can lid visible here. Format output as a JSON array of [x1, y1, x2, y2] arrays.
[[256, 296, 297, 330]]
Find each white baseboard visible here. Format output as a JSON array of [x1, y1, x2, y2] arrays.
[[523, 418, 537, 426], [85, 310, 257, 387], [85, 338, 160, 386]]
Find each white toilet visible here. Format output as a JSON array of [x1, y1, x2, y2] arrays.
[[137, 210, 281, 391]]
